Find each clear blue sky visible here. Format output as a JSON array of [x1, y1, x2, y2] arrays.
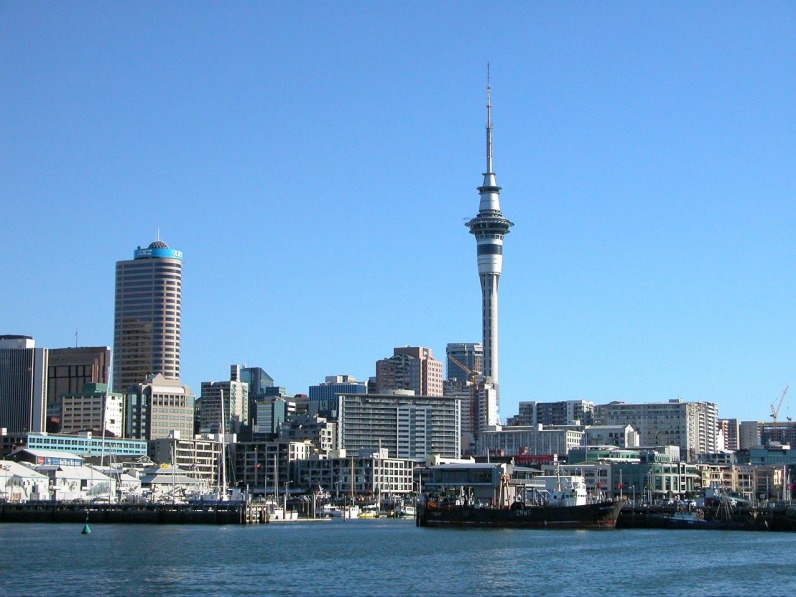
[[3, 2, 795, 423]]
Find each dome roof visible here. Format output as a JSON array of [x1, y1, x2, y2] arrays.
[[148, 240, 169, 249]]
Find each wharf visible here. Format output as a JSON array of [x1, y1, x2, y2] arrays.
[[617, 503, 796, 531], [0, 501, 290, 525]]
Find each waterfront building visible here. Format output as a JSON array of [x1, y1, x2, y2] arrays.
[[149, 433, 222, 488], [445, 343, 483, 382], [594, 399, 719, 461], [294, 448, 414, 497], [609, 459, 699, 501], [60, 383, 124, 437], [308, 375, 367, 419], [337, 392, 460, 460], [46, 346, 110, 425], [566, 447, 699, 500], [234, 440, 314, 497], [0, 335, 48, 434], [24, 431, 147, 459], [199, 365, 249, 434], [7, 448, 113, 501], [375, 347, 444, 397], [113, 238, 183, 392], [0, 460, 49, 502], [465, 78, 513, 411], [137, 464, 204, 498], [125, 373, 194, 441], [476, 425, 584, 458]]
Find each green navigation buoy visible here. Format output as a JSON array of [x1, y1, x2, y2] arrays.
[[82, 511, 91, 535]]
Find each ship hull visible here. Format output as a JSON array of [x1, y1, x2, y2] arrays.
[[417, 500, 623, 530]]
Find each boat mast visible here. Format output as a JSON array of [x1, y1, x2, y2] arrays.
[[219, 388, 226, 496]]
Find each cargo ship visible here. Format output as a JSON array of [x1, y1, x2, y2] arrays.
[[416, 462, 623, 530]]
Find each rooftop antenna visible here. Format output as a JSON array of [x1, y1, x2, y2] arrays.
[[75, 328, 78, 348]]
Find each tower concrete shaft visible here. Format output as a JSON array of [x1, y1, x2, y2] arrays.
[[465, 78, 513, 408]]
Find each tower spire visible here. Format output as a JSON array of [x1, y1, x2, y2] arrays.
[[486, 63, 493, 174], [466, 70, 513, 430]]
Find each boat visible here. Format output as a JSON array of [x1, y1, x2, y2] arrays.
[[418, 495, 623, 529], [265, 500, 299, 521], [416, 463, 623, 530], [321, 504, 361, 519], [358, 505, 380, 519], [397, 504, 415, 518]]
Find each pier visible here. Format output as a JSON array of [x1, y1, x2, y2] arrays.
[[0, 501, 282, 525]]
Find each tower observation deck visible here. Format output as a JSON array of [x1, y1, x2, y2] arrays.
[[465, 76, 513, 411]]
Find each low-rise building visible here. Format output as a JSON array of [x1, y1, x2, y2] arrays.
[[295, 448, 414, 497], [149, 432, 222, 488]]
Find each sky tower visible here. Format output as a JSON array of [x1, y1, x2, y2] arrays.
[[466, 74, 513, 409]]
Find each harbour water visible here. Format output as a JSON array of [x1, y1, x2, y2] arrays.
[[2, 519, 795, 596]]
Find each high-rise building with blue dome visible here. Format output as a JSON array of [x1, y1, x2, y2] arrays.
[[113, 238, 183, 392]]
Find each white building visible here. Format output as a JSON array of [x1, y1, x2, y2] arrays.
[[8, 448, 113, 501], [583, 425, 639, 448], [199, 365, 249, 434], [0, 460, 49, 502], [337, 392, 460, 460], [477, 425, 585, 457]]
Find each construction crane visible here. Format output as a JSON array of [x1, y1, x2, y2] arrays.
[[447, 354, 481, 383], [770, 385, 789, 425]]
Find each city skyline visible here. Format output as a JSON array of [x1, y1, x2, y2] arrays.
[[4, 4, 796, 422]]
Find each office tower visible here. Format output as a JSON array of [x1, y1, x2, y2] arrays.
[[124, 373, 194, 441], [255, 397, 288, 435], [465, 77, 512, 420], [60, 383, 124, 437], [199, 365, 250, 434], [375, 346, 444, 397], [0, 335, 47, 433], [239, 366, 274, 427], [445, 343, 483, 382], [113, 239, 183, 393], [308, 375, 367, 419], [47, 346, 110, 424]]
